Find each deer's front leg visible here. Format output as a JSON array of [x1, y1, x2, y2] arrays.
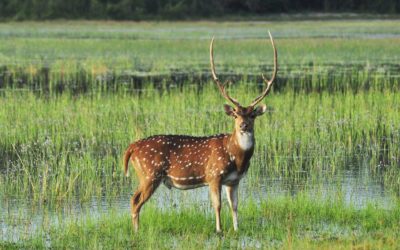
[[225, 184, 239, 231], [209, 181, 222, 233]]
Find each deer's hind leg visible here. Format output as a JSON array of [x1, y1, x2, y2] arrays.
[[131, 178, 161, 232], [209, 181, 222, 233]]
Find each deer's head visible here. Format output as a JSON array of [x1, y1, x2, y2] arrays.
[[210, 31, 278, 135]]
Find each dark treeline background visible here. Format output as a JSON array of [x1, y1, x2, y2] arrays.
[[0, 0, 399, 20]]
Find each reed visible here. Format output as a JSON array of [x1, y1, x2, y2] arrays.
[[1, 84, 399, 201]]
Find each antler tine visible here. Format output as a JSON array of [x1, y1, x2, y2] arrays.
[[250, 31, 278, 108], [210, 37, 241, 107]]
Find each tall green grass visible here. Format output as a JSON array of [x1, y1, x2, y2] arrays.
[[1, 83, 399, 201]]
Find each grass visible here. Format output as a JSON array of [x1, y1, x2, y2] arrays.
[[0, 20, 399, 93], [2, 194, 399, 249], [0, 84, 399, 200]]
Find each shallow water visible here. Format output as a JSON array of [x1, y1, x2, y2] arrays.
[[0, 167, 395, 243]]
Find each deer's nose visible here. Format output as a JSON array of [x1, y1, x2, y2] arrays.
[[240, 122, 248, 130]]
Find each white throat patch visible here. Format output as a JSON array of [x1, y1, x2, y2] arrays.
[[236, 132, 254, 151]]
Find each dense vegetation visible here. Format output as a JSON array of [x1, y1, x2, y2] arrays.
[[2, 86, 399, 200], [0, 0, 399, 21]]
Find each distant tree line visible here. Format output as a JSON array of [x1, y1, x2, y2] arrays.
[[0, 0, 399, 20]]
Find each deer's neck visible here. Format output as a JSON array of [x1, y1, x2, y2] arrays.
[[227, 128, 255, 151], [235, 130, 254, 151], [225, 129, 255, 173]]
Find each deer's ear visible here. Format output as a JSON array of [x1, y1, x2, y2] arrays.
[[253, 104, 267, 116], [223, 104, 236, 117]]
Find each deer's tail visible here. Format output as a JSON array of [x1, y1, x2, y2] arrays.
[[123, 145, 134, 177]]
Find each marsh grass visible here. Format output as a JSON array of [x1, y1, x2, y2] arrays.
[[1, 83, 399, 201], [2, 194, 399, 249], [1, 20, 400, 93]]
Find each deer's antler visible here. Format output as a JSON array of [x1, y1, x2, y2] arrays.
[[210, 37, 241, 107], [249, 31, 278, 108]]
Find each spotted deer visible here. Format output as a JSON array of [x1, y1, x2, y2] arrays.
[[124, 32, 277, 233]]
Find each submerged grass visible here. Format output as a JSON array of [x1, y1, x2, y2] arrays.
[[3, 194, 399, 249]]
